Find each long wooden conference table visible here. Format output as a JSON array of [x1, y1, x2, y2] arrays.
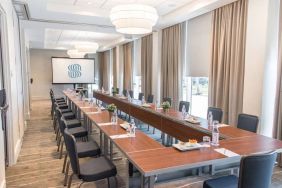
[[64, 90, 282, 188]]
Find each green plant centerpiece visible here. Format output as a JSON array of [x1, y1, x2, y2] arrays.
[[112, 88, 118, 96], [162, 101, 170, 113], [107, 104, 117, 113], [107, 103, 117, 121]]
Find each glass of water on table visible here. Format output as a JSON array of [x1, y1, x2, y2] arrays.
[[202, 136, 211, 147]]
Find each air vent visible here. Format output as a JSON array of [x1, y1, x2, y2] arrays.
[[12, 1, 30, 20]]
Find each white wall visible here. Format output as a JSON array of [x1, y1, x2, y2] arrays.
[[30, 49, 73, 100], [243, 0, 280, 136], [0, 0, 30, 187], [85, 53, 100, 86]]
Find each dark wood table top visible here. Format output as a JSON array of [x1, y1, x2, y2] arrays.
[[64, 91, 282, 177]]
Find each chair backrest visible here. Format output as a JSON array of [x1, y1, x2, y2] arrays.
[[238, 151, 277, 188], [128, 90, 134, 98], [122, 89, 127, 96], [138, 93, 144, 101], [147, 94, 154, 103], [163, 97, 172, 106], [56, 108, 66, 133], [237, 114, 259, 133], [207, 107, 223, 123], [179, 101, 190, 112], [64, 129, 80, 175]]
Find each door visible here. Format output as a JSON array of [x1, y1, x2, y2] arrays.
[[0, 19, 8, 166]]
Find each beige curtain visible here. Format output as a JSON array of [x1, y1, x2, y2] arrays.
[[161, 24, 181, 109], [113, 47, 117, 88], [141, 34, 153, 98], [273, 2, 282, 167], [123, 42, 133, 90], [209, 0, 248, 125], [98, 52, 104, 89], [99, 51, 110, 91]]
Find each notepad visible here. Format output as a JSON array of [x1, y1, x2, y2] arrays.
[[214, 148, 239, 157], [97, 122, 113, 126], [110, 134, 135, 139], [85, 111, 100, 115], [218, 124, 229, 128], [80, 106, 92, 109]]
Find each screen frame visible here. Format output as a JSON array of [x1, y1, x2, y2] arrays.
[[51, 56, 96, 84]]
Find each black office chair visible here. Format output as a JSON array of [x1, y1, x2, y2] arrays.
[[122, 89, 127, 97], [207, 107, 223, 123], [179, 101, 190, 112], [163, 97, 172, 106], [147, 94, 155, 132], [203, 151, 277, 188], [138, 93, 144, 101], [64, 129, 117, 188], [62, 128, 101, 185], [237, 114, 259, 133], [57, 110, 88, 159], [147, 94, 154, 103], [128, 90, 134, 98]]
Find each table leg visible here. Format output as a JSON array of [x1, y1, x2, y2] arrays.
[[104, 134, 109, 157], [141, 175, 155, 188], [110, 141, 113, 160], [100, 130, 103, 151]]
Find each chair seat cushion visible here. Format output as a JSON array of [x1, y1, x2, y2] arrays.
[[60, 109, 72, 114], [68, 127, 88, 138], [65, 119, 81, 128], [55, 98, 65, 102], [62, 112, 76, 120], [77, 141, 101, 158], [79, 157, 117, 182], [203, 175, 238, 188], [58, 104, 68, 109]]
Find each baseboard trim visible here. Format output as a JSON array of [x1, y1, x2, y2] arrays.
[[14, 138, 23, 164], [0, 179, 6, 188]]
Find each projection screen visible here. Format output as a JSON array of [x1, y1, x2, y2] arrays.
[[52, 57, 95, 84]]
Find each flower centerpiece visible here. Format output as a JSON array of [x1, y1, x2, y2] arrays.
[[112, 88, 118, 96], [107, 103, 117, 113], [107, 103, 117, 120], [162, 101, 170, 113]]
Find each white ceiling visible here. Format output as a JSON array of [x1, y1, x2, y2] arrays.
[[20, 0, 237, 51]]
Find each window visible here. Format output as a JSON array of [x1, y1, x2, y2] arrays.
[[133, 76, 141, 99], [182, 77, 209, 118]]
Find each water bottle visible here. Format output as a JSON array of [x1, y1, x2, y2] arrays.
[[211, 121, 219, 146], [111, 109, 118, 124], [182, 105, 187, 119], [102, 87, 104, 93], [155, 100, 158, 110], [97, 101, 101, 113], [128, 92, 132, 102], [208, 111, 213, 126], [141, 96, 145, 105], [89, 98, 93, 106], [130, 119, 136, 136]]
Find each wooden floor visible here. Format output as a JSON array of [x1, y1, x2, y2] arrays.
[[5, 100, 282, 188]]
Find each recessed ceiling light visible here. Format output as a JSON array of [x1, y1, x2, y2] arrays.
[[87, 2, 92, 5]]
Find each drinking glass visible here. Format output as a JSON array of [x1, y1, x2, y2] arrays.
[[203, 136, 211, 147]]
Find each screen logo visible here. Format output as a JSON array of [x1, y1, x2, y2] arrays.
[[68, 64, 82, 78]]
